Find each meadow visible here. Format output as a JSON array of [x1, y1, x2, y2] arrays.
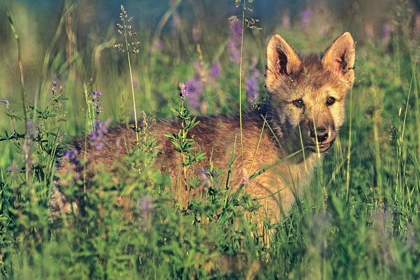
[[1, 0, 420, 279]]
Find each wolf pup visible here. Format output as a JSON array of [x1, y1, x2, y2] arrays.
[[50, 32, 355, 224]]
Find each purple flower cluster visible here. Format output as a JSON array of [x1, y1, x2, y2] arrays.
[[7, 162, 18, 173], [138, 196, 153, 212], [51, 80, 57, 95], [91, 91, 102, 117], [198, 168, 217, 189], [179, 82, 187, 101], [246, 58, 260, 104], [301, 8, 313, 29], [63, 148, 82, 179], [185, 77, 203, 111], [155, 39, 163, 51], [20, 121, 41, 174], [192, 24, 201, 43], [364, 23, 375, 40], [181, 58, 222, 111], [150, 39, 163, 55], [182, 60, 223, 111], [321, 24, 330, 36], [64, 148, 80, 165], [210, 62, 221, 79], [21, 139, 34, 173], [381, 22, 393, 43], [227, 19, 242, 64], [415, 13, 420, 36], [91, 119, 110, 151], [282, 14, 291, 29], [25, 121, 40, 140], [183, 61, 204, 111]]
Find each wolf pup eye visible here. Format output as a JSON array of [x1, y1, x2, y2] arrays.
[[326, 96, 336, 106], [292, 98, 304, 108]]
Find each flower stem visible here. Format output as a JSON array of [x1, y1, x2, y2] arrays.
[[123, 17, 139, 142], [238, 0, 246, 157], [7, 7, 28, 135]]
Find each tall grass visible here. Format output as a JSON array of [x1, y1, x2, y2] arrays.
[[1, 1, 420, 279], [114, 5, 141, 141]]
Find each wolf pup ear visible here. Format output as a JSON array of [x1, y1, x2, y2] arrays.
[[322, 32, 355, 85], [266, 34, 302, 86]]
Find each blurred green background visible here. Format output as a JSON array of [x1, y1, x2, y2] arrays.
[[1, 0, 418, 128]]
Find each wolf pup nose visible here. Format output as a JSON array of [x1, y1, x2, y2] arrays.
[[51, 32, 355, 225]]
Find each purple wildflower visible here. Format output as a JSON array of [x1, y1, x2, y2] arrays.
[[150, 39, 163, 55], [210, 62, 221, 79], [364, 22, 375, 40], [414, 13, 420, 43], [51, 80, 57, 95], [7, 163, 18, 173], [228, 19, 242, 64], [198, 168, 217, 189], [301, 8, 313, 29], [246, 76, 259, 104], [415, 13, 420, 33], [64, 149, 82, 179], [179, 82, 187, 101], [230, 18, 242, 40], [381, 22, 393, 41], [22, 139, 34, 173], [171, 9, 182, 31], [139, 196, 153, 212], [91, 91, 103, 117], [192, 25, 201, 43], [25, 121, 40, 140], [91, 91, 102, 102], [246, 58, 260, 104], [64, 149, 80, 165], [155, 39, 163, 51], [321, 24, 330, 36], [185, 77, 203, 111], [282, 14, 291, 29], [0, 99, 10, 110], [138, 196, 153, 225], [91, 119, 110, 151], [182, 61, 205, 110]]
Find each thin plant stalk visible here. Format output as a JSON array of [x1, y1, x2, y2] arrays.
[[7, 8, 28, 135], [346, 88, 353, 203], [39, 1, 79, 105], [413, 63, 420, 160], [122, 23, 139, 142], [82, 84, 91, 190], [248, 119, 266, 174], [298, 124, 307, 172], [7, 7, 31, 183], [117, 5, 140, 142], [151, 0, 183, 67], [372, 85, 383, 203], [239, 0, 246, 157]]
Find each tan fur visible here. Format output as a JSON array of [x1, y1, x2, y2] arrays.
[[50, 33, 355, 224]]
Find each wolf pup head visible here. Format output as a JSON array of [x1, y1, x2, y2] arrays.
[[265, 32, 355, 153]]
